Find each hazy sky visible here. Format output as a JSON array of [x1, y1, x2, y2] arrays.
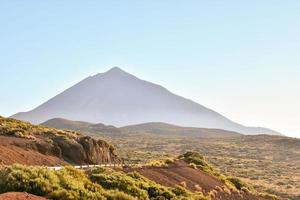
[[0, 1, 299, 138]]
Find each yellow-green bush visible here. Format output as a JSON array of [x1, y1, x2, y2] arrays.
[[0, 165, 210, 200], [180, 152, 210, 169], [90, 170, 163, 199], [89, 168, 209, 200], [226, 177, 253, 191], [0, 165, 106, 200], [106, 191, 136, 200], [0, 117, 78, 139], [180, 152, 218, 176]]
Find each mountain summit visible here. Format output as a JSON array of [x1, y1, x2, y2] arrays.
[[11, 67, 278, 135]]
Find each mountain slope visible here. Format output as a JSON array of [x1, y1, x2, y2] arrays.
[[11, 67, 278, 135], [0, 153, 274, 200]]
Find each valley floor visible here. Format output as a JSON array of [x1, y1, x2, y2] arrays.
[[96, 133, 300, 200]]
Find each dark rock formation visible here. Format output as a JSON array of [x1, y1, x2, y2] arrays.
[[35, 135, 120, 165], [78, 136, 120, 164]]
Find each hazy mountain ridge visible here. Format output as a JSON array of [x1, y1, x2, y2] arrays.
[[42, 118, 121, 134], [121, 122, 242, 137], [42, 118, 241, 137], [12, 67, 279, 135]]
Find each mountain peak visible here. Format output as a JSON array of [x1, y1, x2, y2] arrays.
[[107, 66, 126, 74], [10, 67, 279, 135], [91, 67, 131, 80], [94, 67, 132, 79]]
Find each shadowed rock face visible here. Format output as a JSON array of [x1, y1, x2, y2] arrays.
[[11, 67, 279, 135], [78, 136, 119, 164], [35, 135, 120, 165]]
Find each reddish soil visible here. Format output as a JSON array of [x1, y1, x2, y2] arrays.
[[126, 160, 223, 193], [0, 136, 66, 166], [0, 192, 46, 200], [125, 160, 267, 200]]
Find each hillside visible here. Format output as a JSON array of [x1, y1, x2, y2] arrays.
[[121, 122, 241, 137], [0, 116, 119, 165], [41, 117, 299, 199], [42, 118, 241, 138], [42, 118, 120, 134], [97, 131, 300, 200], [0, 152, 276, 200], [0, 116, 285, 199], [42, 118, 93, 130], [123, 152, 276, 200], [11, 67, 278, 135]]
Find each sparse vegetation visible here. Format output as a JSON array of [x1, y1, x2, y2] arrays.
[[0, 117, 119, 165], [0, 117, 79, 139], [226, 177, 253, 191], [0, 164, 209, 200], [1, 117, 296, 199], [89, 167, 209, 200], [90, 132, 299, 199], [0, 165, 106, 200], [181, 152, 213, 172]]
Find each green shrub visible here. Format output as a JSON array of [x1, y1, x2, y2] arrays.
[[91, 169, 169, 200], [165, 158, 174, 165], [91, 172, 148, 199], [181, 152, 211, 170], [90, 168, 210, 200], [0, 165, 106, 200], [180, 152, 221, 177], [259, 193, 281, 200], [0, 160, 213, 200], [227, 177, 253, 191], [128, 172, 175, 199], [106, 190, 136, 200], [0, 117, 78, 139], [189, 163, 197, 169]]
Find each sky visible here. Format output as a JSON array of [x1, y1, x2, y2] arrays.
[[0, 1, 299, 138]]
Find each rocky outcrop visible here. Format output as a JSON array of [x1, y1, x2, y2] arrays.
[[35, 135, 120, 165], [0, 117, 120, 165], [78, 136, 120, 164]]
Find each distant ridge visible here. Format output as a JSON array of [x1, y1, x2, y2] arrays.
[[42, 118, 242, 138], [121, 122, 243, 137], [42, 118, 120, 134], [12, 67, 279, 135]]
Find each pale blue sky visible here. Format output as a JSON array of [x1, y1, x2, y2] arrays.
[[0, 1, 299, 137]]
